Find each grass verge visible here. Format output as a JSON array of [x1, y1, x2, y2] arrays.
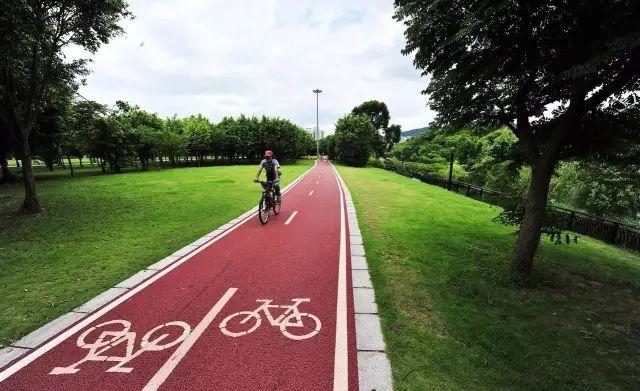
[[337, 165, 640, 390], [0, 160, 313, 346]]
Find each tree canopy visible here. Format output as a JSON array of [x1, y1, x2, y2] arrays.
[[394, 0, 640, 278], [334, 114, 377, 166], [0, 0, 132, 212]]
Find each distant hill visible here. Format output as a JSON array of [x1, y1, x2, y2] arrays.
[[401, 126, 428, 139]]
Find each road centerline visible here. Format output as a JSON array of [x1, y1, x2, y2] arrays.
[[284, 211, 299, 225]]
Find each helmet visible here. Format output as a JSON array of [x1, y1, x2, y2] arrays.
[[264, 150, 273, 158]]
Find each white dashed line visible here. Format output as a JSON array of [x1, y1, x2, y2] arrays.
[[284, 211, 299, 225]]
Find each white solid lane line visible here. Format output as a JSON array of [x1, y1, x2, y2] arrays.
[[332, 164, 348, 391], [142, 288, 238, 391], [309, 190, 314, 196], [284, 211, 298, 225]]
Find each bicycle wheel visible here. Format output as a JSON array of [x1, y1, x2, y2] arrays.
[[219, 312, 261, 337], [280, 313, 321, 340], [259, 196, 269, 224], [273, 197, 281, 215]]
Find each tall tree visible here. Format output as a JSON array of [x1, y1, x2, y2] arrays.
[[334, 114, 377, 166], [386, 124, 402, 151], [394, 0, 640, 278], [0, 0, 132, 213], [352, 100, 390, 157]]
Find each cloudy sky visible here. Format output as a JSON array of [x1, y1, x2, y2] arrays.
[[70, 0, 436, 133]]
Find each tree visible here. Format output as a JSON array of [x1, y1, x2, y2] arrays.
[[182, 114, 212, 165], [386, 124, 402, 151], [334, 114, 377, 166], [394, 0, 640, 278], [0, 0, 132, 213], [69, 100, 107, 167], [352, 100, 390, 157], [115, 102, 163, 170], [88, 114, 132, 173]]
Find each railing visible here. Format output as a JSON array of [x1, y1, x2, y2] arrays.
[[381, 159, 640, 252]]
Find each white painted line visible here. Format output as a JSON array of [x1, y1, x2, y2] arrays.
[[142, 288, 237, 391], [0, 164, 315, 383], [308, 190, 314, 196], [332, 165, 349, 391], [284, 211, 299, 225]]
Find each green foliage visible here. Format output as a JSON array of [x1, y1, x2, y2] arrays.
[[334, 114, 377, 166], [551, 161, 640, 222], [319, 134, 337, 159], [88, 115, 132, 173], [351, 100, 390, 130], [385, 124, 402, 152], [351, 100, 391, 157]]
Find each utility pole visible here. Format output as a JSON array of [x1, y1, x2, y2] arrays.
[[313, 89, 322, 159]]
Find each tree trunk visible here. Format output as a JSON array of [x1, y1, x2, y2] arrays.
[[19, 141, 41, 213], [16, 158, 20, 168], [78, 156, 83, 168], [512, 157, 554, 278], [67, 157, 74, 177]]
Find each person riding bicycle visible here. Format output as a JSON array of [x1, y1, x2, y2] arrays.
[[254, 150, 281, 200]]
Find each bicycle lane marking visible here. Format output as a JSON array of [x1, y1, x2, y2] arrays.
[[0, 161, 356, 390], [0, 163, 314, 383], [153, 161, 352, 390], [0, 165, 316, 389]]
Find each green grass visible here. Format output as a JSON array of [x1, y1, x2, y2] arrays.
[[337, 165, 640, 390], [0, 160, 313, 347]]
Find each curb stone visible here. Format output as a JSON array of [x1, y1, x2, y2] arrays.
[[333, 166, 393, 391], [0, 163, 315, 371]]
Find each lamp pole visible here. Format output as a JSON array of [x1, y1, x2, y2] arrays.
[[313, 89, 322, 159]]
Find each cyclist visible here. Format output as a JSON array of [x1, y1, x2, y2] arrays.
[[254, 150, 281, 200]]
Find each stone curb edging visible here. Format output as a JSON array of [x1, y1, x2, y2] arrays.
[[0, 162, 316, 370], [334, 167, 394, 391]]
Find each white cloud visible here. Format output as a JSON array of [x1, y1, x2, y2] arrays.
[[69, 0, 436, 133]]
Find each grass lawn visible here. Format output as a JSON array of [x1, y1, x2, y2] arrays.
[[0, 160, 313, 347], [337, 165, 640, 390]]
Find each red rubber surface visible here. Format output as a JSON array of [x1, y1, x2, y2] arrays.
[[1, 161, 358, 391]]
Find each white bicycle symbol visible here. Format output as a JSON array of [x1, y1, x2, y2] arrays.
[[219, 298, 321, 340], [50, 319, 191, 375]]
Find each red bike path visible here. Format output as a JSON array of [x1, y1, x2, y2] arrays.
[[0, 161, 358, 390]]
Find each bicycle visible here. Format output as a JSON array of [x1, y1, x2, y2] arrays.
[[50, 319, 191, 374], [255, 180, 281, 224], [219, 298, 321, 340]]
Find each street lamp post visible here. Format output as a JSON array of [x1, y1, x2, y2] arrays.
[[313, 89, 322, 159]]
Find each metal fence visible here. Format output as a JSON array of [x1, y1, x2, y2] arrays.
[[381, 159, 640, 252]]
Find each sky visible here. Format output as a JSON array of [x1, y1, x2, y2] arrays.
[[69, 0, 436, 134]]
